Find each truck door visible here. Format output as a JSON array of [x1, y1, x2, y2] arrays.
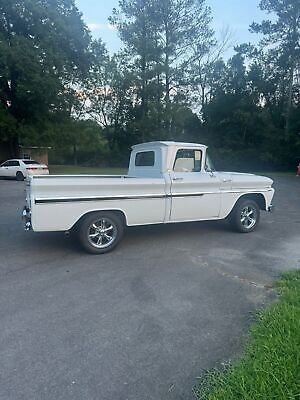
[[169, 148, 221, 221]]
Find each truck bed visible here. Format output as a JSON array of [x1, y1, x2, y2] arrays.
[[28, 174, 169, 231]]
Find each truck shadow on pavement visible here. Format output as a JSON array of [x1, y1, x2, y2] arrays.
[[19, 220, 231, 256]]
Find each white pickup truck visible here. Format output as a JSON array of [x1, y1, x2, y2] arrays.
[[23, 141, 274, 254]]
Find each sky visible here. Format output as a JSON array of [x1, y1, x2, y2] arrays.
[[75, 0, 266, 58]]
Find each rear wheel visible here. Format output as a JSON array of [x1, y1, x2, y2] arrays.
[[16, 171, 25, 181], [77, 212, 124, 254], [228, 199, 260, 233]]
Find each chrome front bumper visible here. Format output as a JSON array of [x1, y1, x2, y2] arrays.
[[22, 206, 32, 230]]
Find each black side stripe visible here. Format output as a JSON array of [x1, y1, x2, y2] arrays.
[[35, 193, 205, 204]]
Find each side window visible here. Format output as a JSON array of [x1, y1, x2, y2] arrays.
[[1, 161, 9, 167], [135, 151, 155, 167], [8, 160, 20, 167], [173, 149, 202, 172]]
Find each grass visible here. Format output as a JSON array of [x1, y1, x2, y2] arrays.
[[194, 270, 300, 400], [49, 165, 127, 175]]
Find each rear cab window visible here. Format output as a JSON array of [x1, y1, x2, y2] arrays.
[[173, 149, 202, 172], [135, 151, 155, 167]]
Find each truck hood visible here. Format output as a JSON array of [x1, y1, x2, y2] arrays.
[[218, 171, 273, 189]]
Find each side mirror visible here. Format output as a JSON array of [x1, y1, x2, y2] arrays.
[[205, 166, 216, 177]]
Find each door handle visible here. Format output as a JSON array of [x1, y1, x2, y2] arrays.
[[172, 177, 183, 181], [223, 178, 232, 182]]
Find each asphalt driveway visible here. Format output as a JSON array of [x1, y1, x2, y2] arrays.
[[0, 176, 299, 400]]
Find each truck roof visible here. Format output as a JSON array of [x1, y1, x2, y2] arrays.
[[132, 141, 207, 149]]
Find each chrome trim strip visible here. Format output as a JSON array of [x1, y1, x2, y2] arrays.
[[34, 188, 271, 204], [35, 193, 206, 204], [36, 194, 166, 204], [221, 188, 271, 193], [32, 175, 129, 179]]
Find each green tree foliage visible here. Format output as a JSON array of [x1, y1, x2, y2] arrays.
[[110, 0, 213, 142], [200, 0, 300, 170], [110, 0, 161, 125], [202, 54, 266, 170], [188, 28, 232, 112], [81, 40, 136, 162], [0, 0, 91, 155], [48, 119, 109, 166], [155, 0, 214, 101], [250, 0, 300, 139], [1, 0, 299, 169], [82, 38, 203, 162]]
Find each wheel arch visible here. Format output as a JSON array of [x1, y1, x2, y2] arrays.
[[226, 193, 266, 218], [71, 209, 128, 231]]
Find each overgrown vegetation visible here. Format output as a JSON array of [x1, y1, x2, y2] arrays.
[[0, 0, 299, 169], [193, 270, 300, 400]]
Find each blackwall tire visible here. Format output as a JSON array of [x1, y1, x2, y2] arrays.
[[228, 199, 260, 233], [77, 212, 124, 254], [16, 171, 25, 181]]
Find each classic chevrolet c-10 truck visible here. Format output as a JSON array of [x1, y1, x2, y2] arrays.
[[23, 141, 274, 254]]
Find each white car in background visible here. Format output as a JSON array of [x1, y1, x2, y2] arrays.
[[0, 159, 49, 181]]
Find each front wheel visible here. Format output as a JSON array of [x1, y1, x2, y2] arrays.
[[228, 199, 260, 233], [76, 212, 124, 254]]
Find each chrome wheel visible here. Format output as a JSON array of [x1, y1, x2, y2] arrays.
[[228, 199, 260, 233], [240, 206, 257, 230], [78, 212, 124, 254], [87, 217, 117, 249]]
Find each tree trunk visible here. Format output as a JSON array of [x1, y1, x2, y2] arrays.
[[141, 53, 146, 143], [284, 19, 297, 141], [140, 3, 147, 142], [164, 21, 172, 139], [73, 143, 78, 165], [9, 135, 19, 158], [284, 64, 294, 141]]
